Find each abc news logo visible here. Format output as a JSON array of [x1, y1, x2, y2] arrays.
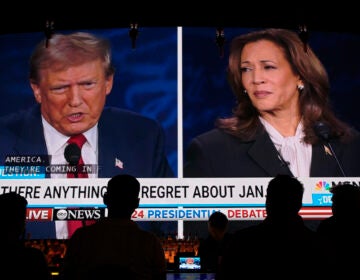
[[26, 208, 106, 221], [55, 208, 105, 220]]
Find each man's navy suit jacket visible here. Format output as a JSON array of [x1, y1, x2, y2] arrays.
[[0, 104, 174, 238]]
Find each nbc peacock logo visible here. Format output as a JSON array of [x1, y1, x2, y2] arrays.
[[315, 180, 331, 192]]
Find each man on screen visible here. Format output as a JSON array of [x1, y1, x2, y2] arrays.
[[0, 32, 174, 239]]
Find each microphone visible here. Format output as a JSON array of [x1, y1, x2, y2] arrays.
[[313, 122, 331, 141], [64, 143, 81, 177], [64, 143, 85, 227], [314, 121, 346, 176]]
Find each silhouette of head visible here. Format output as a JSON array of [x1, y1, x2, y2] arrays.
[[265, 174, 304, 218], [208, 211, 229, 240], [103, 174, 140, 218], [0, 192, 28, 240], [330, 183, 360, 219]]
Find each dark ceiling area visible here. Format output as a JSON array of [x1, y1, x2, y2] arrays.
[[0, 5, 358, 34]]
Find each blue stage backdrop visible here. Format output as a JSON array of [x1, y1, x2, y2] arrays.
[[0, 28, 178, 176]]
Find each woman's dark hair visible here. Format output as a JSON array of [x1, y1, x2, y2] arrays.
[[216, 28, 355, 144]]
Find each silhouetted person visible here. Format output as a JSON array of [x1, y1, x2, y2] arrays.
[[219, 174, 325, 279], [61, 174, 167, 280], [198, 211, 232, 275], [0, 192, 51, 280], [317, 183, 360, 275]]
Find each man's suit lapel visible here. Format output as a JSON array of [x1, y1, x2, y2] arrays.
[[97, 125, 116, 178], [98, 143, 122, 178], [14, 106, 50, 178], [97, 115, 125, 178], [15, 105, 48, 155], [247, 132, 293, 177]]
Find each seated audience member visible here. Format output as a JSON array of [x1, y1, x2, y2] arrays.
[[219, 174, 326, 279], [198, 211, 232, 275], [0, 192, 51, 280], [61, 174, 167, 280], [317, 183, 360, 275]]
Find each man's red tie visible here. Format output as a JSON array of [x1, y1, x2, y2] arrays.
[[66, 134, 94, 237], [67, 134, 88, 178]]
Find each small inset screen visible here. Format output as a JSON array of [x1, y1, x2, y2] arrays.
[[179, 256, 201, 271]]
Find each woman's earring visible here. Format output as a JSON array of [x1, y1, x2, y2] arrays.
[[243, 89, 247, 94], [297, 84, 304, 91]]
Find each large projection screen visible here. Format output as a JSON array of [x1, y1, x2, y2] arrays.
[[0, 27, 359, 239]]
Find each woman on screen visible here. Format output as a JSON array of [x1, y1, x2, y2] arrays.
[[184, 28, 360, 178]]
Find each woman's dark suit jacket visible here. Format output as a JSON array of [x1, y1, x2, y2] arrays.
[[184, 128, 360, 178]]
